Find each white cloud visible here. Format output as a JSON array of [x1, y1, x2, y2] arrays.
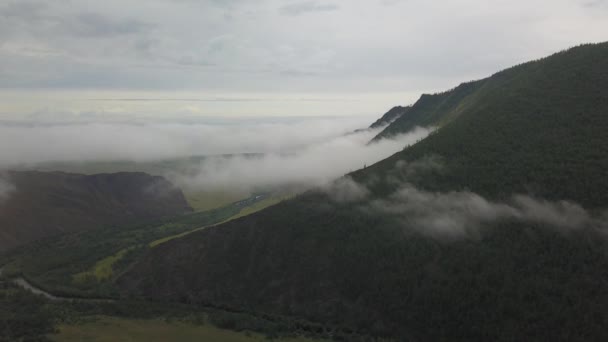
[[0, 116, 379, 166], [320, 157, 608, 238], [173, 126, 432, 192], [365, 183, 607, 239]]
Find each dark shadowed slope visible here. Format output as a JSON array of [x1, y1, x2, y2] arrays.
[[118, 42, 608, 341], [0, 171, 191, 252]]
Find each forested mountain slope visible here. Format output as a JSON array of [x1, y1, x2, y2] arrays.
[[0, 171, 191, 251], [373, 42, 608, 147], [368, 105, 411, 129], [118, 42, 608, 341], [365, 42, 608, 207], [371, 80, 484, 141]]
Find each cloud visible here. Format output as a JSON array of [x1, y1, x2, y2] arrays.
[[369, 185, 603, 238], [279, 1, 339, 16], [327, 177, 370, 203], [318, 157, 608, 239], [63, 12, 154, 38], [0, 114, 433, 195], [1, 0, 607, 94], [0, 1, 47, 21], [511, 195, 593, 229], [0, 116, 380, 166], [0, 2, 154, 38], [582, 0, 608, 8], [172, 126, 432, 192], [384, 156, 445, 185], [0, 176, 15, 203]]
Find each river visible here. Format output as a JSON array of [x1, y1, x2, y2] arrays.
[[0, 266, 114, 302]]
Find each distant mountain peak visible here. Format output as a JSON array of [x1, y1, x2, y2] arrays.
[[369, 105, 411, 129]]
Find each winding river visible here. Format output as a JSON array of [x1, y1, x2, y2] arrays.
[[0, 266, 114, 302]]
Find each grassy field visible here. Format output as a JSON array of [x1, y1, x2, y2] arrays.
[[73, 247, 135, 282], [52, 316, 321, 342], [184, 190, 249, 212], [228, 194, 292, 221], [148, 227, 209, 248]]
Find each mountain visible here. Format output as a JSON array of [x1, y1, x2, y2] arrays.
[[373, 42, 608, 145], [118, 42, 608, 341], [0, 171, 192, 252], [366, 42, 608, 207], [368, 105, 411, 129], [371, 80, 484, 141]]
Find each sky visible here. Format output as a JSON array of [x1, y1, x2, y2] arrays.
[[0, 0, 607, 184], [0, 0, 607, 119]]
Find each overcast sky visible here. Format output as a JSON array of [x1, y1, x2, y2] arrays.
[[0, 0, 607, 118]]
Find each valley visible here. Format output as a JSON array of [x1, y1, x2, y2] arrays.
[[0, 188, 332, 341], [0, 189, 286, 297]]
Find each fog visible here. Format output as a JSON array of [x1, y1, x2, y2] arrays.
[[370, 186, 603, 238], [172, 126, 431, 192], [0, 175, 15, 203], [1, 110, 605, 238], [0, 116, 378, 165], [0, 115, 434, 193], [324, 158, 608, 239]]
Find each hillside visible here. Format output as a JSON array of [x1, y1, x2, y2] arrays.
[[368, 105, 411, 129], [118, 42, 608, 341], [371, 80, 484, 141], [372, 42, 607, 146], [366, 42, 608, 207], [0, 171, 192, 251]]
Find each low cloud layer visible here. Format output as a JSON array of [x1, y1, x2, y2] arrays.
[[324, 158, 608, 238], [0, 115, 433, 194], [0, 176, 15, 203], [371, 186, 604, 238], [173, 126, 431, 192], [0, 116, 376, 166]]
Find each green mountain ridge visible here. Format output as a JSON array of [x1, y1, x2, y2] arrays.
[[371, 79, 485, 141], [366, 42, 608, 207], [118, 42, 608, 341], [368, 105, 412, 129]]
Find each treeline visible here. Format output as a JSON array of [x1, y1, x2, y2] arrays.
[[0, 280, 386, 341], [0, 282, 55, 341]]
